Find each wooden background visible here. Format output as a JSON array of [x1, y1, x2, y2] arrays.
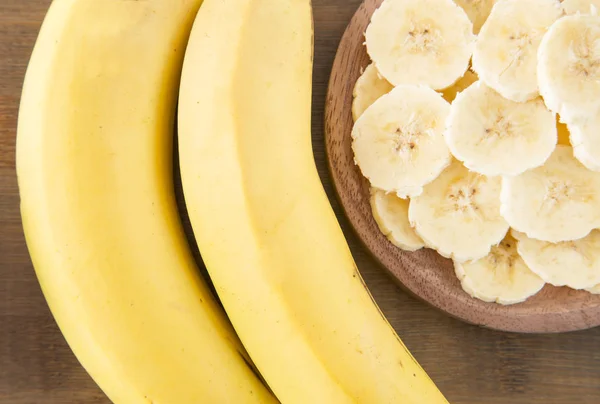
[[0, 1, 599, 403]]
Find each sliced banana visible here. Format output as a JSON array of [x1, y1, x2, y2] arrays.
[[500, 145, 600, 243], [408, 159, 509, 262], [472, 0, 562, 102], [352, 64, 394, 121], [557, 118, 571, 146], [538, 14, 600, 123], [370, 188, 425, 251], [571, 143, 600, 172], [570, 113, 600, 171], [440, 69, 478, 102], [352, 85, 452, 198], [454, 234, 545, 305], [512, 229, 600, 289], [365, 0, 475, 89], [454, 0, 498, 34], [445, 81, 556, 177], [562, 0, 600, 15], [587, 284, 600, 294]]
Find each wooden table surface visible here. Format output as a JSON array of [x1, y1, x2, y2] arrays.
[[0, 1, 599, 403]]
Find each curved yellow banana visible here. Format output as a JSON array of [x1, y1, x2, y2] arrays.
[[16, 1, 276, 403], [178, 0, 448, 402]]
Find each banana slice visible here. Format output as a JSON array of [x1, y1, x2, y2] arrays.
[[440, 69, 478, 102], [370, 188, 425, 251], [500, 145, 600, 243], [454, 235, 545, 305], [538, 14, 600, 123], [365, 0, 475, 89], [454, 0, 498, 34], [352, 64, 394, 121], [570, 113, 600, 171], [408, 159, 509, 262], [512, 229, 600, 289], [445, 81, 556, 176], [352, 85, 452, 198], [472, 0, 562, 102], [562, 0, 600, 15], [557, 118, 571, 146], [587, 284, 600, 294]]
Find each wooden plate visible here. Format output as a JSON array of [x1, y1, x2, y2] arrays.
[[324, 0, 600, 333]]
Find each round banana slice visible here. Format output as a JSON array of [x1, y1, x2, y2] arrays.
[[538, 15, 600, 123], [454, 0, 498, 34], [440, 69, 479, 102], [454, 235, 545, 305], [569, 111, 600, 171], [352, 85, 452, 198], [501, 145, 600, 243], [512, 230, 600, 289], [587, 284, 600, 294], [352, 64, 394, 122], [408, 159, 509, 262], [557, 119, 571, 146], [562, 0, 600, 15], [472, 0, 562, 102], [365, 0, 475, 90], [370, 188, 424, 251], [445, 81, 557, 177]]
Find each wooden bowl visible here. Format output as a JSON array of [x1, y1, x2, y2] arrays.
[[324, 0, 600, 333]]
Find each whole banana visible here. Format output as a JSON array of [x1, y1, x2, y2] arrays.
[[178, 0, 448, 402], [16, 0, 276, 402]]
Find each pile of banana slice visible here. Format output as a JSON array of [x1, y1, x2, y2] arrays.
[[352, 0, 600, 305]]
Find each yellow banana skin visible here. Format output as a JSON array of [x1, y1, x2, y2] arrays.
[[178, 0, 448, 402], [16, 0, 276, 402]]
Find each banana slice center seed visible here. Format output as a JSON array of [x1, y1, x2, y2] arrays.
[[569, 32, 600, 78], [504, 32, 535, 71], [385, 115, 431, 157], [393, 127, 418, 154], [484, 115, 514, 139], [542, 178, 593, 209], [403, 21, 441, 54], [489, 241, 517, 270], [447, 183, 479, 216]]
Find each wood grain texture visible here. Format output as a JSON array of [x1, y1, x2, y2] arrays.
[[0, 1, 599, 403], [324, 0, 600, 334]]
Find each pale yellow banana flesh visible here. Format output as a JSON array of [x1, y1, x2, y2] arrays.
[[352, 85, 452, 198], [562, 0, 600, 15], [445, 81, 557, 176], [16, 1, 275, 403], [537, 14, 600, 123], [569, 113, 600, 171], [513, 230, 600, 289], [409, 159, 509, 263], [370, 188, 425, 251], [352, 64, 394, 121], [454, 0, 498, 34], [500, 146, 600, 243], [454, 235, 545, 305], [359, 0, 600, 302], [366, 0, 474, 89], [178, 0, 448, 402], [473, 0, 561, 102]]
